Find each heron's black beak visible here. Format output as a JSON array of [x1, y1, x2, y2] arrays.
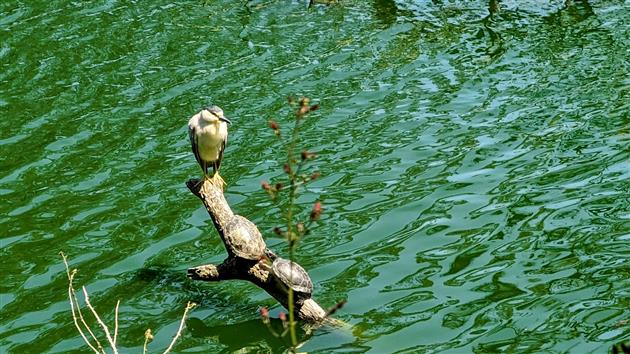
[[220, 117, 232, 125]]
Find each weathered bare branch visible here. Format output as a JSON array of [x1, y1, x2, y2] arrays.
[[186, 178, 329, 323]]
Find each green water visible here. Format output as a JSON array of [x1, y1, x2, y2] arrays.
[[1, 0, 629, 352]]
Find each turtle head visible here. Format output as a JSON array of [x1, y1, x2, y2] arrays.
[[264, 248, 278, 261]]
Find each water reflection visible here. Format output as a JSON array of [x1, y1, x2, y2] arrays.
[[555, 0, 595, 22], [186, 316, 311, 352], [371, 0, 398, 26]]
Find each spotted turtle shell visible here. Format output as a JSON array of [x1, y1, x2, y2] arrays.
[[271, 258, 313, 295], [223, 215, 266, 260]]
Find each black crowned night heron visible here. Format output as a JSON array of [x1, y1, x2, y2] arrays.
[[188, 105, 232, 184]]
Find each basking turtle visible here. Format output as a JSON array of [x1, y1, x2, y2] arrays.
[[271, 257, 313, 301], [222, 215, 266, 260]]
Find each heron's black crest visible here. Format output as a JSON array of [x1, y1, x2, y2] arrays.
[[204, 105, 223, 115]]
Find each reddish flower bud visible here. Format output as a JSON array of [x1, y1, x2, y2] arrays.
[[310, 201, 322, 220], [283, 163, 292, 174], [279, 311, 287, 322], [310, 104, 320, 112], [311, 171, 321, 180], [301, 150, 317, 160], [261, 181, 271, 190], [268, 120, 279, 130], [260, 307, 269, 319], [295, 97, 310, 117], [297, 105, 309, 117]]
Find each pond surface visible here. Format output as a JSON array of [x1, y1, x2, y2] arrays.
[[1, 0, 629, 352]]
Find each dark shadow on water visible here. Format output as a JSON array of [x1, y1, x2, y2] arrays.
[[187, 316, 313, 352], [131, 267, 356, 352], [130, 265, 218, 304], [89, 266, 213, 310], [371, 0, 398, 26], [133, 265, 180, 283], [544, 0, 595, 24], [371, 0, 418, 27]]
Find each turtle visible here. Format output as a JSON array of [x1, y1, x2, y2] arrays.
[[222, 215, 267, 260], [271, 257, 313, 300]]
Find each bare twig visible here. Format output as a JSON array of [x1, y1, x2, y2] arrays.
[[66, 273, 100, 354], [113, 299, 120, 346], [162, 301, 196, 354], [62, 255, 198, 354], [82, 286, 119, 354], [325, 299, 347, 318], [143, 328, 153, 354], [70, 284, 105, 354], [60, 252, 103, 354]]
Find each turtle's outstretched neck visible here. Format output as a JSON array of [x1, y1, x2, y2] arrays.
[[186, 178, 332, 324]]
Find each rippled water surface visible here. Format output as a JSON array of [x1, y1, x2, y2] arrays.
[[1, 0, 629, 353]]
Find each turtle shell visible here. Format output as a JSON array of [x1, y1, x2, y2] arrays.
[[223, 215, 266, 260], [272, 258, 313, 295]]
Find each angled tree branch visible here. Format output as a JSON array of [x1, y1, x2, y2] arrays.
[[186, 178, 329, 323]]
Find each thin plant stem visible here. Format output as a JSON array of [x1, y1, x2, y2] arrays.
[[262, 320, 280, 338], [60, 252, 104, 354], [162, 301, 196, 354], [270, 99, 318, 347], [82, 286, 119, 354], [284, 115, 304, 347], [287, 248, 297, 346], [113, 299, 120, 347]]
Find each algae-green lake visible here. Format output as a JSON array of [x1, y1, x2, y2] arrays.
[[1, 1, 629, 352]]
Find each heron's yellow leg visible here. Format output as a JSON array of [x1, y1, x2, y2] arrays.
[[211, 172, 226, 190], [193, 168, 209, 189], [202, 161, 210, 180]]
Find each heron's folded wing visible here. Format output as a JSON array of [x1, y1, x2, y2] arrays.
[[188, 124, 204, 172], [216, 139, 226, 172]]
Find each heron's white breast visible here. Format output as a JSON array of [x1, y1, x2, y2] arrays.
[[197, 121, 228, 162]]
